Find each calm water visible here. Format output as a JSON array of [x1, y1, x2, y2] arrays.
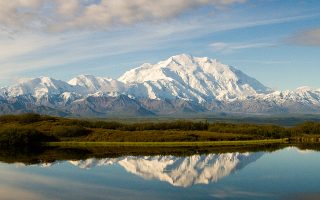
[[1, 147, 320, 200]]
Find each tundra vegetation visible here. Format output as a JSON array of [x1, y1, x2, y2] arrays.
[[0, 114, 319, 147]]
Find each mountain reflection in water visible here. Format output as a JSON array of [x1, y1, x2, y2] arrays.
[[1, 147, 320, 200], [44, 152, 263, 187]]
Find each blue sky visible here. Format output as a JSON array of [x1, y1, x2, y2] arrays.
[[0, 0, 319, 90]]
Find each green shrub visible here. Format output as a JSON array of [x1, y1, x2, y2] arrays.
[[0, 128, 52, 147], [208, 123, 289, 138], [93, 121, 123, 129], [51, 126, 91, 137], [0, 113, 43, 124], [60, 119, 93, 127], [120, 120, 209, 131], [291, 122, 320, 135], [59, 119, 209, 131]]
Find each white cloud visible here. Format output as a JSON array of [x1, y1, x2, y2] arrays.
[[0, 0, 42, 29], [0, 24, 190, 82], [56, 0, 80, 16], [210, 41, 275, 53], [0, 0, 246, 31]]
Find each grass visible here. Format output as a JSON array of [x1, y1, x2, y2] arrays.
[[46, 138, 288, 147]]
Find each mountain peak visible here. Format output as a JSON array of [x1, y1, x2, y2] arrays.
[[169, 54, 219, 65], [18, 76, 56, 84], [69, 74, 125, 94], [296, 86, 313, 92], [8, 76, 73, 97], [169, 53, 193, 62], [119, 54, 270, 102]]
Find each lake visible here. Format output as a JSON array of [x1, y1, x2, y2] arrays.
[[0, 146, 319, 200]]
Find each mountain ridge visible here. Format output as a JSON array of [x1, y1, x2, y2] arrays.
[[1, 54, 319, 116]]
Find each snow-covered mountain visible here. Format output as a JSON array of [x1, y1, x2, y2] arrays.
[[119, 54, 270, 102], [0, 54, 319, 116], [68, 75, 126, 94], [262, 86, 320, 105], [67, 152, 263, 187], [7, 77, 77, 97]]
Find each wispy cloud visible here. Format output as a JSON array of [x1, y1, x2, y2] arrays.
[[0, 23, 197, 83], [210, 42, 275, 53], [288, 27, 320, 46], [0, 1, 319, 86], [0, 11, 316, 84], [225, 59, 293, 65], [213, 13, 320, 33]]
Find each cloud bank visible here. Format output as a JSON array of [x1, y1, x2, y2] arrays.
[[0, 0, 245, 32]]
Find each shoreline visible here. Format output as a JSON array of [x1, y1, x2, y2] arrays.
[[46, 139, 288, 147]]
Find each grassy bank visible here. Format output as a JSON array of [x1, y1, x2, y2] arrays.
[[46, 139, 288, 147]]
